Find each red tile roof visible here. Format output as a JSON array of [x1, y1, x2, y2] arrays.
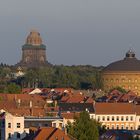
[[62, 112, 80, 119], [95, 103, 135, 114], [34, 127, 71, 140]]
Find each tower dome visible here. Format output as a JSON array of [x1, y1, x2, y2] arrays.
[[26, 30, 42, 46]]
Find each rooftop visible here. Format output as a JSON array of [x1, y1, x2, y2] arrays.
[[103, 50, 140, 72]]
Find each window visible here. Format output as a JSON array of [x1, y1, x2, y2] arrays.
[[53, 123, 56, 127], [8, 123, 11, 128], [112, 125, 114, 129], [17, 123, 20, 128], [59, 123, 62, 128], [107, 125, 109, 129], [2, 120, 5, 127], [107, 116, 110, 121], [91, 115, 94, 119], [116, 116, 119, 121], [45, 124, 48, 127], [17, 133, 20, 139], [130, 126, 133, 130], [126, 126, 128, 130], [102, 116, 105, 121], [112, 116, 114, 121], [121, 125, 124, 130], [138, 125, 140, 130], [8, 133, 11, 138], [97, 116, 100, 121], [130, 116, 133, 121], [126, 116, 128, 121], [121, 116, 124, 121], [116, 125, 119, 130]]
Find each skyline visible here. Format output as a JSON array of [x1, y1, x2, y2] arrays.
[[1, 0, 140, 66]]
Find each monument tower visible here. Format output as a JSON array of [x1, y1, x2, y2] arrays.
[[16, 30, 50, 68]]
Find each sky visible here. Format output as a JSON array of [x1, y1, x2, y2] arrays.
[[0, 0, 140, 66]]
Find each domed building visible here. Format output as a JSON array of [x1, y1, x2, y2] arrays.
[[16, 30, 50, 68], [102, 50, 140, 96]]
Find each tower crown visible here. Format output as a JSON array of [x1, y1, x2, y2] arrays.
[[125, 49, 135, 58], [26, 30, 42, 46]]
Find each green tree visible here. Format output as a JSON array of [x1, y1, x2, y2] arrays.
[[22, 65, 103, 89], [4, 83, 21, 94], [109, 86, 127, 93], [67, 111, 99, 140]]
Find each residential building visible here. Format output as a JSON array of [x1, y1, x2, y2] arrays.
[[94, 103, 140, 130], [0, 111, 28, 140]]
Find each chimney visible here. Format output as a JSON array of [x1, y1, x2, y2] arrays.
[[17, 99, 21, 108], [29, 101, 33, 108], [54, 100, 57, 107], [14, 95, 17, 101], [29, 101, 33, 116], [30, 108, 33, 116]]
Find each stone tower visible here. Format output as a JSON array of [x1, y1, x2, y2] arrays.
[[16, 30, 50, 68]]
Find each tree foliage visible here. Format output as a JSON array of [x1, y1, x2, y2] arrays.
[[4, 83, 21, 94], [22, 65, 103, 89], [67, 111, 99, 140], [0, 65, 103, 91], [109, 86, 127, 94]]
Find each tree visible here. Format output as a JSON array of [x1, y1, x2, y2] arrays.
[[67, 111, 99, 140], [109, 86, 127, 94], [4, 83, 21, 94]]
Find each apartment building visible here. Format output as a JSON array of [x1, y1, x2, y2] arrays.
[[0, 111, 29, 140], [94, 103, 140, 130]]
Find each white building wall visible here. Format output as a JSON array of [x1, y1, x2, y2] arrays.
[[135, 115, 140, 130], [4, 113, 29, 140], [94, 114, 136, 130]]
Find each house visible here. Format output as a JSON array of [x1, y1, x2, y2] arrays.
[[59, 103, 95, 119], [0, 110, 28, 140]]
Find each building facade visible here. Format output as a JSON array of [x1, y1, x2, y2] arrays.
[[0, 111, 28, 140], [94, 103, 140, 130], [102, 50, 140, 96]]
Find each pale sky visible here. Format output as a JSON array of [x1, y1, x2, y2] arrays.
[[0, 0, 140, 66]]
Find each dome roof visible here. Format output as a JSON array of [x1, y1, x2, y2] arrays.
[[26, 30, 42, 46], [103, 50, 140, 72]]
